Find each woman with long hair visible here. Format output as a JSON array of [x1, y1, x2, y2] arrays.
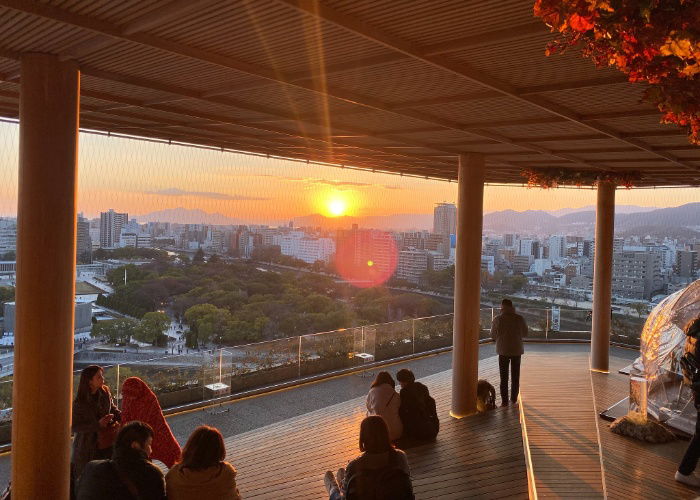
[[324, 416, 413, 499], [71, 365, 121, 482], [366, 371, 403, 441], [166, 425, 241, 500]]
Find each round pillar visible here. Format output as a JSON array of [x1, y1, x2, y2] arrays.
[[591, 181, 615, 373], [12, 53, 79, 499], [451, 153, 485, 417]]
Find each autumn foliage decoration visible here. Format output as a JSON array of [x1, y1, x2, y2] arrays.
[[534, 0, 700, 144], [522, 167, 640, 188]]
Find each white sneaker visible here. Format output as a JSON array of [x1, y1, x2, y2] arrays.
[[324, 471, 338, 494], [675, 471, 700, 487]]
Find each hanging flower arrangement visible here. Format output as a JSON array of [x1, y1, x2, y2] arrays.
[[534, 0, 700, 144], [522, 167, 641, 188]]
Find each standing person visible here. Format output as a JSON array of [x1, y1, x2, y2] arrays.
[[396, 369, 439, 441], [490, 299, 528, 406], [76, 421, 166, 500], [166, 426, 241, 500], [676, 316, 700, 487], [72, 365, 121, 484], [366, 371, 403, 441]]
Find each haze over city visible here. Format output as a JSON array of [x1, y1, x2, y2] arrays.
[[0, 122, 699, 224]]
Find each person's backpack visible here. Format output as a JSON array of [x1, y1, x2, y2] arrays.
[[415, 394, 439, 440], [345, 451, 414, 500]]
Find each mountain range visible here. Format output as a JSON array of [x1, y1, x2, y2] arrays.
[[482, 202, 700, 237], [137, 203, 700, 238]]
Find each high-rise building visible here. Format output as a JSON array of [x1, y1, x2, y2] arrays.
[[433, 202, 456, 237], [548, 235, 566, 261], [612, 251, 663, 300], [0, 218, 16, 254], [100, 209, 128, 248], [76, 214, 92, 263], [677, 250, 698, 278]]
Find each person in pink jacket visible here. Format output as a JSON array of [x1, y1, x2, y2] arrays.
[[366, 371, 403, 441]]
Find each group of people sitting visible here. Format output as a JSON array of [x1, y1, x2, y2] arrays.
[[70, 364, 437, 499], [71, 365, 240, 500], [324, 368, 439, 499]]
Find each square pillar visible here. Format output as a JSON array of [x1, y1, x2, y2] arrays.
[[591, 181, 615, 373], [451, 153, 485, 417], [12, 53, 80, 499]]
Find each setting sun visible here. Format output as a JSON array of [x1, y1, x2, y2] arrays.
[[327, 198, 347, 217]]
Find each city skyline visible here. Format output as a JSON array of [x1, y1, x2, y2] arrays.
[[1, 122, 700, 221]]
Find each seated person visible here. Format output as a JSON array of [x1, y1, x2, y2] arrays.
[[396, 369, 439, 441], [77, 421, 166, 500], [366, 371, 403, 441], [324, 416, 413, 500], [166, 425, 241, 500]]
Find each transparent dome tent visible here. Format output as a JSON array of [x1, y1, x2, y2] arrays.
[[625, 279, 700, 435]]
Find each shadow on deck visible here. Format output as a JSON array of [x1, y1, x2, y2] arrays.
[[226, 357, 528, 499]]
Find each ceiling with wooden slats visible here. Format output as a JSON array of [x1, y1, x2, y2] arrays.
[[0, 0, 698, 185]]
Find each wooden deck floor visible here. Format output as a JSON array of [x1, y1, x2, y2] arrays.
[[592, 352, 697, 500], [225, 356, 528, 499], [520, 351, 605, 498]]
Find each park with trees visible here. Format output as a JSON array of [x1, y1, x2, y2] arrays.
[[93, 254, 449, 348]]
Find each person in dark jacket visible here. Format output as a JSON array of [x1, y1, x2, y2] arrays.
[[324, 416, 412, 500], [77, 421, 167, 500], [72, 365, 121, 483], [676, 316, 700, 487], [490, 299, 528, 406], [396, 369, 438, 441]]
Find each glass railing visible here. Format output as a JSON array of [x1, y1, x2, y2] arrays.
[[0, 306, 644, 432]]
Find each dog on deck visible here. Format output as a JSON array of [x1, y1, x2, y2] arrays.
[[476, 379, 496, 412]]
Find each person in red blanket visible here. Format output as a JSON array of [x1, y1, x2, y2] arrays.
[[120, 377, 181, 468]]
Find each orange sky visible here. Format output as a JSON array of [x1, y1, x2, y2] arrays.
[[0, 122, 698, 221]]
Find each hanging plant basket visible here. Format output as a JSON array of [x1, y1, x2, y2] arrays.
[[534, 0, 700, 145], [522, 168, 641, 189]]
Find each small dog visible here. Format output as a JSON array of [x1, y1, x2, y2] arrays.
[[477, 379, 496, 412]]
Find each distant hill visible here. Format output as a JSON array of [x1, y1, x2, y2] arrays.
[[549, 205, 654, 216], [483, 203, 700, 236], [138, 207, 243, 225], [618, 225, 700, 240]]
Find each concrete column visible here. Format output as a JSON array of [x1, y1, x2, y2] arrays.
[[590, 181, 615, 373], [12, 53, 79, 499], [451, 153, 485, 417]]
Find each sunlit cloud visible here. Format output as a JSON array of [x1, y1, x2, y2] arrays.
[[240, 173, 402, 190], [146, 188, 269, 201]]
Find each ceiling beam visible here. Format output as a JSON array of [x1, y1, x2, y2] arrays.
[[60, 0, 215, 60], [0, 1, 661, 174], [275, 0, 699, 172], [78, 89, 458, 170]]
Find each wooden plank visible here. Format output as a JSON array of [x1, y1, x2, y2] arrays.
[[592, 354, 698, 500], [218, 356, 528, 499], [520, 351, 606, 498]]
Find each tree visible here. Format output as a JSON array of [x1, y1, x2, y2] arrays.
[[631, 302, 648, 318], [134, 311, 170, 346], [91, 318, 139, 344], [192, 248, 205, 264], [184, 303, 218, 347]]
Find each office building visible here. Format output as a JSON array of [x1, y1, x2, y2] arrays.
[[100, 209, 128, 248]]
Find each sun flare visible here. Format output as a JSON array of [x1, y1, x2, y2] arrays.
[[327, 198, 347, 217]]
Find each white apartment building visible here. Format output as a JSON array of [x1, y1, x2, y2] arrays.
[[297, 237, 335, 264]]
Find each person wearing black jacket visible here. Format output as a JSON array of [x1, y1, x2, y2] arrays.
[[396, 369, 439, 441], [77, 421, 167, 500], [676, 316, 700, 487]]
